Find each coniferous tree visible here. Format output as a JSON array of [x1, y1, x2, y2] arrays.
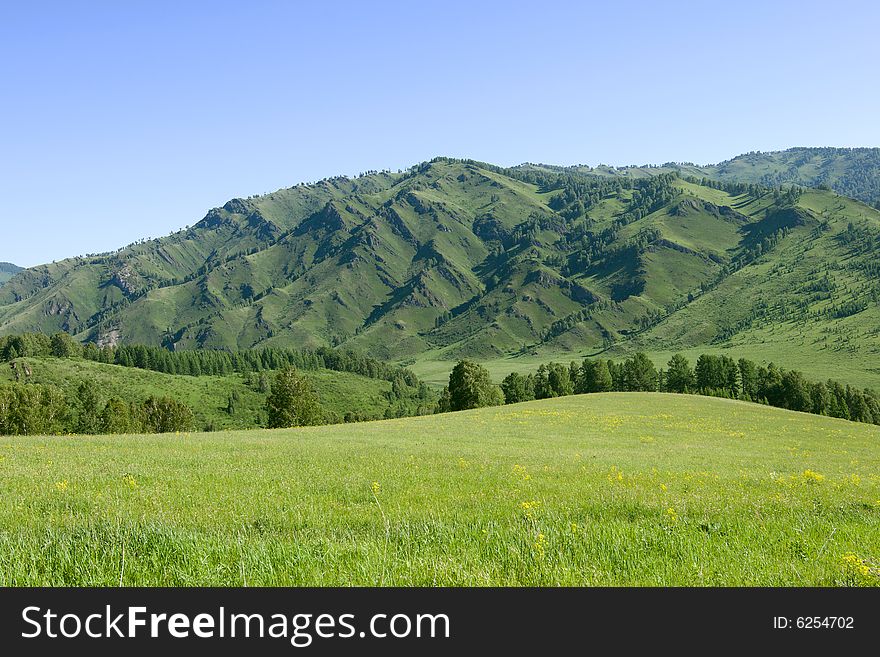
[[738, 358, 758, 400], [809, 381, 831, 416], [50, 332, 79, 358], [781, 370, 811, 412], [623, 353, 658, 392], [666, 354, 695, 393], [592, 360, 614, 392], [609, 360, 626, 391], [436, 386, 452, 413], [548, 362, 574, 397]]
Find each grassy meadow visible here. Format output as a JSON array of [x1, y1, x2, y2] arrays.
[[2, 393, 878, 586]]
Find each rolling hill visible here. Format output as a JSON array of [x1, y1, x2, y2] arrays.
[[534, 147, 880, 207], [3, 393, 878, 585], [0, 263, 22, 287], [0, 355, 412, 431], [2, 154, 880, 387], [705, 148, 880, 206]]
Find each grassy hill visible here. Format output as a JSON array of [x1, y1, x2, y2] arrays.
[[531, 147, 880, 206], [705, 148, 880, 207], [2, 153, 880, 387], [0, 356, 401, 430], [1, 393, 877, 586], [0, 262, 22, 287]]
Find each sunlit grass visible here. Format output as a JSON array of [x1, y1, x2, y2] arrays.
[[1, 393, 878, 586]]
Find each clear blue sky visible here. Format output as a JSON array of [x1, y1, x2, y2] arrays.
[[1, 0, 878, 267]]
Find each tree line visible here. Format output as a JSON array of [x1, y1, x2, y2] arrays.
[[0, 332, 422, 387], [438, 354, 880, 426], [0, 365, 343, 436], [0, 333, 435, 436]]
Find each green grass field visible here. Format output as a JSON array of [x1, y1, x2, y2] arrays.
[[2, 393, 878, 586]]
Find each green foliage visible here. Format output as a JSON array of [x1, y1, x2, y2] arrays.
[[0, 353, 434, 435], [0, 262, 22, 287], [140, 396, 195, 433], [548, 362, 575, 397], [74, 379, 102, 434], [4, 153, 879, 384], [694, 354, 738, 396], [446, 360, 503, 411], [99, 398, 139, 434], [0, 383, 68, 435], [505, 352, 880, 427], [50, 332, 81, 358], [501, 371, 535, 404], [0, 333, 51, 360], [577, 359, 613, 393], [705, 147, 880, 206], [623, 353, 658, 392], [666, 353, 695, 393], [266, 368, 324, 428]]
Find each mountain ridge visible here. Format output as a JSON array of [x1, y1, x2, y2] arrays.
[[522, 146, 880, 206], [0, 263, 22, 287], [3, 149, 879, 386]]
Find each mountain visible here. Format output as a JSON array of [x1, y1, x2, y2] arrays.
[[540, 147, 880, 207], [705, 148, 880, 206], [0, 263, 22, 287], [2, 156, 879, 386]]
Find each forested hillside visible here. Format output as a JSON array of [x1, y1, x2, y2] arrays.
[[2, 153, 879, 387], [531, 147, 880, 206], [0, 333, 436, 434]]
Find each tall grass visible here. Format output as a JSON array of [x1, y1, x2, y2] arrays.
[[1, 393, 878, 586]]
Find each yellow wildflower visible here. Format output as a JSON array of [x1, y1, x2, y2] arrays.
[[841, 553, 871, 577], [520, 500, 541, 520], [512, 464, 531, 481], [802, 469, 825, 483], [533, 533, 546, 558]]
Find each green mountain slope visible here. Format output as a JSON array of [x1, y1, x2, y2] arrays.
[[705, 148, 880, 206], [537, 147, 880, 207], [2, 156, 880, 386], [0, 263, 22, 287], [619, 189, 880, 386]]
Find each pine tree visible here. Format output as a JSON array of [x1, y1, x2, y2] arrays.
[[623, 353, 658, 392], [665, 354, 695, 393]]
